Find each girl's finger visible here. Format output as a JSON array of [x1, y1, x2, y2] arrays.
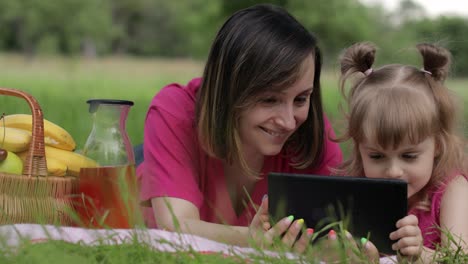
[[390, 225, 420, 240], [396, 214, 418, 228], [398, 245, 422, 257], [391, 236, 421, 251]]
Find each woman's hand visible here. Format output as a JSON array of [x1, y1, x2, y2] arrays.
[[389, 214, 423, 260], [249, 195, 313, 253]]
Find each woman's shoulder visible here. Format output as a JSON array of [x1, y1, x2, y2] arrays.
[[150, 77, 202, 118]]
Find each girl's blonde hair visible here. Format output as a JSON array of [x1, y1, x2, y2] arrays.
[[337, 42, 467, 210]]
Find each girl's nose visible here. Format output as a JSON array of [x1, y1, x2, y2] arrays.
[[385, 162, 404, 179]]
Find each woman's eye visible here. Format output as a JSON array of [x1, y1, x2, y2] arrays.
[[295, 96, 308, 104], [260, 97, 277, 104]]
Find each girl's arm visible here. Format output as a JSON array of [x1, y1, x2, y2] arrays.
[[415, 175, 468, 263], [151, 196, 311, 249], [439, 175, 468, 251]]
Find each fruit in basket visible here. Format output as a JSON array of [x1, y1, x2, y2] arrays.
[[1, 114, 76, 151], [0, 127, 31, 152], [16, 151, 68, 177], [0, 149, 23, 175], [45, 146, 98, 176], [0, 148, 6, 161]]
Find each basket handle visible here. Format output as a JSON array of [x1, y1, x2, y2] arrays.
[[0, 88, 48, 177]]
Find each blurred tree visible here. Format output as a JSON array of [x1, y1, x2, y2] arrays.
[[0, 0, 467, 76], [221, 0, 287, 16], [110, 0, 221, 58], [391, 0, 426, 25], [287, 0, 378, 64], [0, 0, 113, 57], [405, 16, 468, 76]]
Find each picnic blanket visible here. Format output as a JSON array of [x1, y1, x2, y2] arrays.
[[0, 224, 396, 263]]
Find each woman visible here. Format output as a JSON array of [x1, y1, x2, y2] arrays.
[[137, 4, 342, 251]]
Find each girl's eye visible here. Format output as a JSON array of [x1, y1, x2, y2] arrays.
[[402, 153, 418, 160], [368, 153, 384, 160]]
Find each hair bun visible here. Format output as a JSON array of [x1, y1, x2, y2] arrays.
[[416, 43, 451, 81], [340, 42, 376, 76]]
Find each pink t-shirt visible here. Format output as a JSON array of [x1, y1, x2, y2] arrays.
[[409, 172, 467, 249], [137, 78, 343, 228]]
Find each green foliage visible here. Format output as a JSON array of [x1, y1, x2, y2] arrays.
[[1, 0, 468, 76], [0, 0, 114, 56], [404, 16, 468, 76], [288, 0, 378, 61], [221, 0, 287, 16]]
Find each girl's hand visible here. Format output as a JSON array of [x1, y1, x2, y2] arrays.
[[389, 214, 423, 259], [249, 195, 313, 253]]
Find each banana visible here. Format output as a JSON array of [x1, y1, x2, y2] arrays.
[[1, 114, 76, 151], [16, 151, 68, 177], [0, 127, 31, 152], [45, 146, 98, 176]]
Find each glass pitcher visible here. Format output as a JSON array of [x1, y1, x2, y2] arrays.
[[77, 99, 140, 229], [82, 99, 135, 165]]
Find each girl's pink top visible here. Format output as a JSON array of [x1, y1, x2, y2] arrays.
[[409, 171, 467, 249], [136, 78, 343, 228]]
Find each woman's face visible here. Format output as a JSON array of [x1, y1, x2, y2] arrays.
[[238, 56, 315, 160]]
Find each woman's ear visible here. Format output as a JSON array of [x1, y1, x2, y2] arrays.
[[434, 136, 443, 158]]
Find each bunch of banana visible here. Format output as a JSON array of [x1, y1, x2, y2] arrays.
[[1, 114, 76, 151], [1, 114, 97, 177]]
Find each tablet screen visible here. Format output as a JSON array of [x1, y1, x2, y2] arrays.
[[268, 173, 407, 255]]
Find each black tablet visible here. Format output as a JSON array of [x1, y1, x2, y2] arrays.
[[268, 173, 407, 255]]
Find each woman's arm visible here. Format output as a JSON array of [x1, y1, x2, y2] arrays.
[[152, 197, 250, 246], [152, 196, 311, 249]]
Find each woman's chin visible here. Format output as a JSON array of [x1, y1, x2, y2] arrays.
[[260, 146, 283, 156]]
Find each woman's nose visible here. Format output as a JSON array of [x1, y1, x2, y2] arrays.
[[274, 105, 296, 130]]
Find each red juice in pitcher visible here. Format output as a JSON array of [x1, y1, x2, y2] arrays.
[[77, 165, 139, 228]]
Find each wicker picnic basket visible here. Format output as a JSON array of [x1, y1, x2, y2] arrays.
[[0, 87, 78, 225]]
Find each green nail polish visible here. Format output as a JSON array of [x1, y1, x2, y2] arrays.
[[360, 237, 368, 245], [287, 215, 294, 222]]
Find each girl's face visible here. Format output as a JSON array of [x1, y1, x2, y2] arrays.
[[359, 136, 437, 198], [238, 56, 315, 161]]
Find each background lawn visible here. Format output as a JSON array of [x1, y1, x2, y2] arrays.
[[1, 54, 466, 157]]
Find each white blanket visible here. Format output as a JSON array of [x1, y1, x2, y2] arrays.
[[0, 224, 396, 263]]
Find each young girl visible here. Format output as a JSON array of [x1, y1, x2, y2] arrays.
[[338, 42, 468, 262], [136, 4, 342, 252]]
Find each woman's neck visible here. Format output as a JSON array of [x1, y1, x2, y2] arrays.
[[224, 154, 264, 183]]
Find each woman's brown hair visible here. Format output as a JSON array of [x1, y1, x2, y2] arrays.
[[196, 4, 325, 176]]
